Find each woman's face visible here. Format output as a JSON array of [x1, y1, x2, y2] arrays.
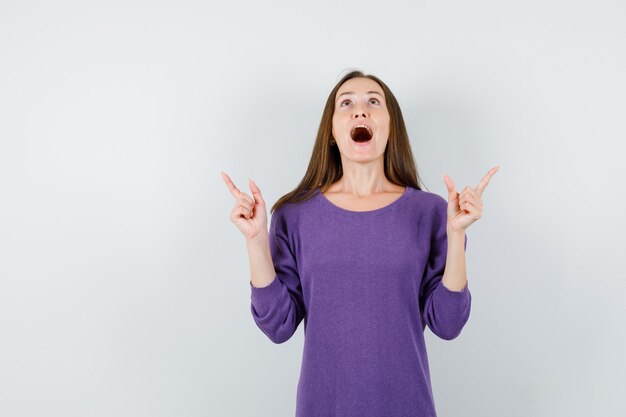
[[331, 77, 390, 161]]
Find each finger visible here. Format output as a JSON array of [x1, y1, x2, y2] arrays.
[[235, 201, 253, 220], [240, 205, 252, 219], [460, 186, 474, 202], [248, 178, 265, 207], [466, 188, 480, 199], [238, 200, 253, 214], [465, 203, 481, 219], [458, 196, 480, 215], [461, 200, 478, 212], [231, 206, 249, 222], [476, 165, 499, 196], [461, 193, 481, 208], [460, 187, 475, 202], [239, 192, 255, 206], [221, 171, 242, 198], [443, 175, 458, 200], [465, 186, 479, 197]]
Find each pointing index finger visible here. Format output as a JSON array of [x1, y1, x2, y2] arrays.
[[221, 171, 241, 198], [475, 166, 499, 195]]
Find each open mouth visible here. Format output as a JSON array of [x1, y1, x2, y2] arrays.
[[350, 125, 373, 142]]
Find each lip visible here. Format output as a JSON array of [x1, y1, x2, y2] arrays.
[[349, 124, 374, 148], [349, 122, 374, 137]]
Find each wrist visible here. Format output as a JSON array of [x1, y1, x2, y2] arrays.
[[446, 225, 466, 238], [246, 231, 270, 246]]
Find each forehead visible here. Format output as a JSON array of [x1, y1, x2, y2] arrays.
[[336, 77, 384, 98]]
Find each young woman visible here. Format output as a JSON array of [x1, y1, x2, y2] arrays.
[[222, 70, 498, 417]]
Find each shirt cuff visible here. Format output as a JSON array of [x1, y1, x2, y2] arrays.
[[250, 276, 282, 309], [439, 280, 469, 294]]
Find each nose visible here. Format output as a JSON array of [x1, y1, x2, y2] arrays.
[[351, 100, 368, 119], [352, 111, 368, 119]]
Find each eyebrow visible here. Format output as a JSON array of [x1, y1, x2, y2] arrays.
[[336, 91, 384, 99]]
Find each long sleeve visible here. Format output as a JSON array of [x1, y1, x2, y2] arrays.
[[249, 207, 306, 344], [419, 196, 472, 340]]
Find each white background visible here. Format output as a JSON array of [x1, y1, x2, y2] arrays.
[[1, 0, 624, 416]]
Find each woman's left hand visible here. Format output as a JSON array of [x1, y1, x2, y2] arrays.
[[444, 166, 499, 233]]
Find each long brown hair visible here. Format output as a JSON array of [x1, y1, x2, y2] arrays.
[[270, 70, 426, 214]]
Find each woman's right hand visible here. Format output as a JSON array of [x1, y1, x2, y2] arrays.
[[221, 171, 268, 242]]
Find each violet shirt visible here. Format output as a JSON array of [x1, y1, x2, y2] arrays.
[[249, 186, 471, 417]]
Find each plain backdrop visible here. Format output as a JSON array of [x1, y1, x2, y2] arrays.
[[1, 0, 625, 416]]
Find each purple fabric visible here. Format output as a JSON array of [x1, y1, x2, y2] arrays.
[[249, 186, 471, 417]]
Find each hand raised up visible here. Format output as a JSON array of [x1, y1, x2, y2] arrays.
[[221, 171, 268, 242], [444, 165, 499, 233]]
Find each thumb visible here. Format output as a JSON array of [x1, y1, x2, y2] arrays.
[[443, 174, 460, 217], [443, 175, 456, 197], [248, 178, 266, 207], [443, 174, 457, 200]]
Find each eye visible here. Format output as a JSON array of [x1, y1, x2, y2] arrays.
[[341, 99, 352, 106], [369, 98, 380, 104]]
